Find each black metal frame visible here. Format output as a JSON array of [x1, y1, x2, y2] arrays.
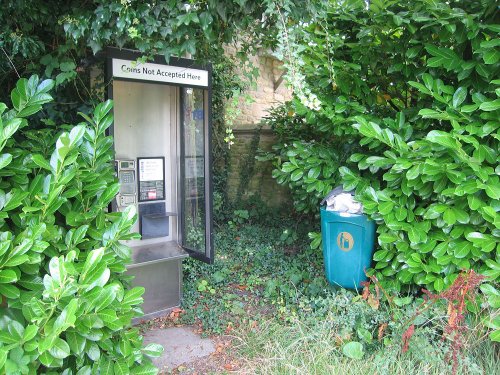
[[105, 47, 214, 264], [179, 88, 214, 264]]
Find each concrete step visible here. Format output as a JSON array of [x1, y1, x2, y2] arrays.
[[143, 326, 216, 372]]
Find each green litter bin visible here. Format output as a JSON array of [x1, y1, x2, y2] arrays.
[[320, 207, 376, 289]]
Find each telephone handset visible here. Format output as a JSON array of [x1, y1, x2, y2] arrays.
[[116, 159, 137, 208]]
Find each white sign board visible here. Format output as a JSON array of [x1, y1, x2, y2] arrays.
[[138, 158, 164, 182], [112, 58, 209, 87]]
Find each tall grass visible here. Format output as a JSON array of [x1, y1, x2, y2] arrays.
[[234, 316, 499, 375]]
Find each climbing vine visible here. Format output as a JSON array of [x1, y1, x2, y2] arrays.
[[210, 57, 248, 213], [236, 125, 263, 202]]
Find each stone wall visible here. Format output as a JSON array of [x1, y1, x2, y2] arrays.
[[233, 53, 291, 126], [227, 128, 288, 207], [225, 51, 291, 207]]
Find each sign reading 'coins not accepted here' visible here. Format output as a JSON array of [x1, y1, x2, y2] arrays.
[[337, 232, 354, 252], [112, 58, 209, 87]]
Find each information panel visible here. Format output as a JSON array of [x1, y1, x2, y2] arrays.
[[138, 157, 165, 202]]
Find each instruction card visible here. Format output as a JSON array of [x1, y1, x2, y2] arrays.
[[138, 157, 165, 202]]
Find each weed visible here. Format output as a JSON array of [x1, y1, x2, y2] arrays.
[[228, 209, 249, 230], [363, 270, 495, 375]]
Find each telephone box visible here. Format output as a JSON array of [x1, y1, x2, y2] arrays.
[[106, 48, 213, 319]]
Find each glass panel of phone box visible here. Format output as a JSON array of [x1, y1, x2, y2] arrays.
[[182, 87, 206, 253]]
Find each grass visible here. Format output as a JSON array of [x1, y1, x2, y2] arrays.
[[235, 317, 499, 375], [179, 219, 499, 374]]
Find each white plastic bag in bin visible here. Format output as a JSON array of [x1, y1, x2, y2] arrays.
[[321, 187, 363, 214]]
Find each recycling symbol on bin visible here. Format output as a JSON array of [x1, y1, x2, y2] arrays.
[[337, 232, 354, 252]]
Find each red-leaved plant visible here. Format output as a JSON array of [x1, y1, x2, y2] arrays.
[[363, 270, 485, 375], [419, 270, 485, 374]]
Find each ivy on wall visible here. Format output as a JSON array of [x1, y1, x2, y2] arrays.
[[210, 57, 249, 213], [236, 126, 263, 203]]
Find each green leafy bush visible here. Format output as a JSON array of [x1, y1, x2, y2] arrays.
[[342, 74, 499, 291], [0, 76, 161, 373], [265, 0, 499, 339], [267, 2, 498, 284], [259, 102, 358, 214], [334, 3, 500, 295]]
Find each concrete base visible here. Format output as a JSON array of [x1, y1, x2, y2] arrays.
[[143, 327, 215, 371], [128, 259, 181, 317]]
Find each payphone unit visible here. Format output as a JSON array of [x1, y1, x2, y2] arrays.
[[107, 47, 213, 319], [116, 159, 137, 208]]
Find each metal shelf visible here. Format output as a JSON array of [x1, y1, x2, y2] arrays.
[[127, 241, 188, 269]]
